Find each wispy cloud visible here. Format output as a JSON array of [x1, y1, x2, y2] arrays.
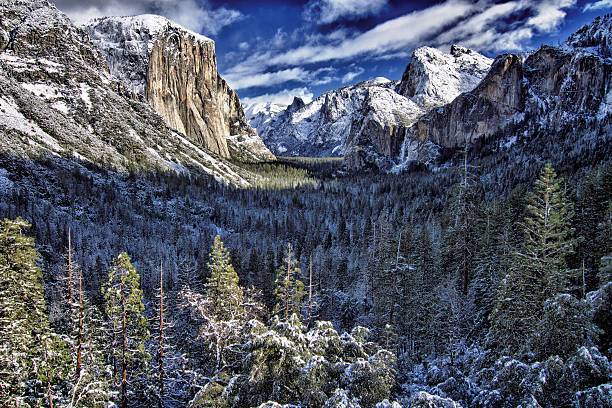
[[54, 0, 243, 35], [226, 68, 308, 90], [583, 0, 612, 11], [225, 0, 475, 88], [433, 0, 576, 51], [242, 88, 315, 107], [226, 0, 578, 94], [303, 0, 388, 24], [342, 66, 365, 83]]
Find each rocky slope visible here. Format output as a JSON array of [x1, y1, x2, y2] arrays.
[[0, 0, 261, 186], [249, 46, 492, 164], [395, 15, 612, 168], [85, 15, 273, 161], [345, 46, 492, 170]]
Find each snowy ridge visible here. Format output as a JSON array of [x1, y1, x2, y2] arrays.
[[244, 102, 288, 133], [85, 15, 213, 96], [565, 14, 611, 57], [0, 0, 259, 186], [396, 45, 494, 110], [251, 46, 492, 159], [251, 80, 403, 157]]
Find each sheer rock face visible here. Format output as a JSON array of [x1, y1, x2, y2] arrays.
[[85, 15, 272, 160], [400, 21, 612, 156], [0, 0, 257, 186], [405, 53, 526, 149], [342, 46, 492, 170], [247, 46, 491, 166], [146, 31, 230, 157]]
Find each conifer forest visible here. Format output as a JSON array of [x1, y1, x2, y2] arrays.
[[1, 0, 612, 407]]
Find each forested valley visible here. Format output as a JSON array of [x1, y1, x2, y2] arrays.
[[1, 127, 611, 407]]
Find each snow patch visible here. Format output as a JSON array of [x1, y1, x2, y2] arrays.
[[0, 96, 63, 152]]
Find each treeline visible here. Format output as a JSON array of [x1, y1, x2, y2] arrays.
[[1, 160, 610, 406], [0, 221, 398, 407]]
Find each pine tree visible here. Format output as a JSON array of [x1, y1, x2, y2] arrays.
[[206, 235, 244, 320], [0, 218, 67, 405], [103, 252, 150, 408], [490, 164, 577, 355], [63, 231, 112, 407], [180, 236, 265, 373], [273, 243, 305, 320]]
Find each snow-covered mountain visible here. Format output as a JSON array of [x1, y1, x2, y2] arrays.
[[0, 0, 264, 186], [244, 101, 288, 133], [251, 79, 405, 157], [250, 47, 492, 161], [395, 15, 612, 169], [396, 45, 494, 110], [84, 14, 273, 161]]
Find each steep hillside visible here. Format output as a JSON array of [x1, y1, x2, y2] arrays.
[[394, 15, 612, 168], [84, 15, 273, 162], [250, 46, 491, 164], [0, 0, 262, 186]]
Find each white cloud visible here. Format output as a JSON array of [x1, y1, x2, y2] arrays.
[[304, 0, 388, 24], [527, 0, 576, 32], [433, 0, 576, 52], [226, 68, 308, 90], [242, 88, 314, 107], [54, 0, 243, 35], [269, 0, 476, 67], [583, 0, 612, 11], [342, 67, 365, 83], [226, 67, 338, 91]]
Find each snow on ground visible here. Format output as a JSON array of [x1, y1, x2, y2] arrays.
[[80, 84, 93, 110], [0, 95, 63, 152], [51, 101, 69, 115], [20, 83, 59, 99]]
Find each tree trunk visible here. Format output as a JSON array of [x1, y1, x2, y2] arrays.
[[121, 279, 127, 408], [159, 262, 164, 408], [68, 228, 73, 311], [77, 267, 82, 378], [308, 254, 313, 327]]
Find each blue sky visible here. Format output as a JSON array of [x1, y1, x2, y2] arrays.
[[56, 0, 611, 106]]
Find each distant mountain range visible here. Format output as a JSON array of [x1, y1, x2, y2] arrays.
[[0, 0, 272, 188], [246, 15, 612, 171], [0, 0, 610, 178]]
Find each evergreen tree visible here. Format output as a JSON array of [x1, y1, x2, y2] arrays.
[[103, 252, 150, 408], [0, 218, 67, 405], [490, 164, 578, 355], [273, 243, 305, 320], [206, 235, 244, 320], [180, 236, 266, 373]]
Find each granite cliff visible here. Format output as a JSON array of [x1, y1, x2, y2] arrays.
[[396, 15, 612, 167], [248, 46, 491, 164], [0, 0, 260, 185], [85, 15, 273, 161]]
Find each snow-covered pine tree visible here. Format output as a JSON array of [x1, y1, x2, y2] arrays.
[[102, 252, 150, 408], [206, 235, 244, 320], [489, 163, 578, 356], [0, 218, 68, 405], [273, 243, 305, 320]]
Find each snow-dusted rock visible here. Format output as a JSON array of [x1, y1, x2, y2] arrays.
[[397, 15, 612, 168], [396, 45, 493, 110], [0, 0, 258, 186], [250, 46, 491, 167], [84, 15, 273, 161], [565, 14, 611, 57]]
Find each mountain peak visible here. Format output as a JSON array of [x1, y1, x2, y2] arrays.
[[86, 14, 213, 45], [565, 14, 611, 57], [396, 45, 493, 109]]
